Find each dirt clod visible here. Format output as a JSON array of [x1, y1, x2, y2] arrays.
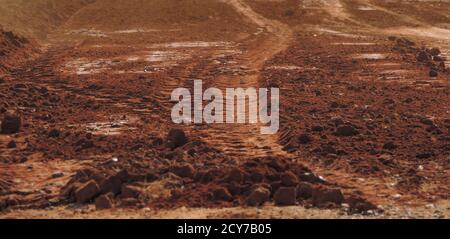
[[429, 47, 441, 56], [212, 187, 233, 201], [100, 175, 123, 195], [166, 129, 188, 149], [297, 182, 314, 200], [1, 112, 21, 134], [246, 187, 270, 206], [312, 187, 344, 207], [75, 180, 100, 203], [429, 70, 438, 77], [171, 164, 195, 178], [417, 51, 431, 62], [274, 187, 297, 206], [281, 171, 299, 187], [7, 140, 16, 148], [95, 193, 114, 210], [335, 125, 359, 137]]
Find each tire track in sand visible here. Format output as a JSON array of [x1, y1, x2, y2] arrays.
[[195, 0, 293, 158]]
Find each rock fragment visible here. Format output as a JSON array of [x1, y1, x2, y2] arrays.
[[246, 186, 270, 206], [75, 180, 100, 203], [336, 125, 359, 137], [281, 171, 299, 187], [274, 187, 297, 206], [212, 187, 232, 201], [297, 182, 314, 200], [1, 112, 21, 134], [166, 128, 188, 149], [312, 187, 344, 207], [95, 193, 114, 210], [171, 164, 195, 178]]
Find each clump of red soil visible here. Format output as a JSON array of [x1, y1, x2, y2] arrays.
[[61, 140, 376, 214], [0, 28, 39, 75], [390, 36, 448, 77]]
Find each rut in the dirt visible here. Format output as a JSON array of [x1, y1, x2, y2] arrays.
[[190, 0, 294, 158]]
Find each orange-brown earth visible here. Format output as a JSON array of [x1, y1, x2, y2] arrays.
[[0, 0, 449, 218]]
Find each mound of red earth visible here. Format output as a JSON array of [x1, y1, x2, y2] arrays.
[[0, 28, 38, 76], [390, 36, 448, 77], [61, 145, 376, 214], [0, 28, 38, 75]]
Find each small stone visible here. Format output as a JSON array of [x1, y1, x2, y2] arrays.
[[48, 129, 60, 138], [51, 172, 64, 179], [166, 128, 188, 149], [75, 180, 100, 203], [281, 171, 299, 186], [312, 187, 344, 207], [388, 36, 397, 41], [226, 167, 244, 182], [393, 194, 402, 199], [270, 181, 282, 196], [297, 182, 314, 199], [298, 134, 312, 144], [399, 37, 415, 46], [378, 154, 395, 166], [274, 187, 297, 206], [416, 152, 433, 159], [312, 126, 324, 132], [212, 187, 232, 201], [246, 187, 270, 206], [429, 70, 438, 77], [95, 193, 114, 210], [7, 140, 16, 148], [100, 175, 122, 195], [329, 101, 339, 108], [331, 117, 345, 126], [250, 172, 264, 183], [1, 112, 21, 134], [429, 47, 441, 56], [383, 142, 397, 150], [347, 196, 377, 213], [171, 164, 195, 178], [420, 118, 434, 126], [336, 125, 359, 137], [416, 51, 431, 62], [433, 56, 444, 62]]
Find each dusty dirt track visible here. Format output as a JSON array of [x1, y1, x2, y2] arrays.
[[0, 0, 449, 218]]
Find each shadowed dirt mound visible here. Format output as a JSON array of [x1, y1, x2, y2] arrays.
[[61, 153, 376, 214], [0, 29, 39, 75]]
